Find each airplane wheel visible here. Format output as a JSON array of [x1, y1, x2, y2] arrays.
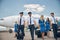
[[9, 29, 13, 33]]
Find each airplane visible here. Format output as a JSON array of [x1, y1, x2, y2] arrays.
[[0, 14, 60, 33], [0, 14, 40, 28]]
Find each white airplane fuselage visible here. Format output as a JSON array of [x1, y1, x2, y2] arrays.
[[0, 14, 60, 28]]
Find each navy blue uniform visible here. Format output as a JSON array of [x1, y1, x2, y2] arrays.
[[39, 19, 45, 32], [45, 21, 50, 32]]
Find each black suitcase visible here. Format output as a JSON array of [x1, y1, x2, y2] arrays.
[[56, 28, 60, 40], [17, 29, 24, 39], [17, 32, 24, 39], [35, 30, 42, 38], [35, 29, 47, 38], [57, 32, 60, 37]]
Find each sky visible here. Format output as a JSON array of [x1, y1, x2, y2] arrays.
[[0, 0, 60, 18]]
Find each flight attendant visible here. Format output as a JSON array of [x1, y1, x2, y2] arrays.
[[38, 15, 45, 40], [27, 12, 36, 40], [50, 13, 58, 39], [45, 17, 51, 37], [14, 21, 19, 38], [17, 12, 25, 40]]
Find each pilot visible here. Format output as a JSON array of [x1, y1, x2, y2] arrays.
[[27, 12, 36, 40], [50, 13, 58, 39], [17, 12, 25, 40]]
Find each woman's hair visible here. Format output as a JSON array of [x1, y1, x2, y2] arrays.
[[15, 21, 17, 23], [46, 17, 50, 23], [40, 15, 44, 20]]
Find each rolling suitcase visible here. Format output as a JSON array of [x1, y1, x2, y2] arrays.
[[56, 28, 60, 40], [35, 29, 47, 38], [35, 29, 42, 38], [17, 30, 24, 39]]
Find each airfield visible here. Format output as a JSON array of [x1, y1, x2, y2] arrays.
[[0, 30, 60, 40]]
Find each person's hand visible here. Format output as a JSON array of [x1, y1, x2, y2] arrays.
[[37, 24, 40, 29]]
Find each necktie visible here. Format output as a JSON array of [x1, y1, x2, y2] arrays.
[[20, 18, 21, 25], [30, 17, 31, 25], [53, 17, 56, 24]]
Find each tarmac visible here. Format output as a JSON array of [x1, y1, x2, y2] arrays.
[[0, 31, 60, 40]]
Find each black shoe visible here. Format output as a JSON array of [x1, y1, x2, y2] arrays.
[[32, 39, 34, 40], [21, 39, 23, 40]]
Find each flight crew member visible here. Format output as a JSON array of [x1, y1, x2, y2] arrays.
[[45, 17, 51, 37], [14, 21, 19, 38], [50, 13, 58, 39], [27, 12, 36, 40], [17, 12, 25, 40], [38, 15, 45, 40]]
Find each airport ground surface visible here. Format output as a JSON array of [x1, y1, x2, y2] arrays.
[[0, 31, 60, 40]]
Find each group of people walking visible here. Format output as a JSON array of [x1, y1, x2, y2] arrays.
[[14, 12, 58, 40]]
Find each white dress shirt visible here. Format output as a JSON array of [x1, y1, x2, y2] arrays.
[[27, 16, 35, 25], [18, 16, 25, 25], [50, 16, 57, 24]]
